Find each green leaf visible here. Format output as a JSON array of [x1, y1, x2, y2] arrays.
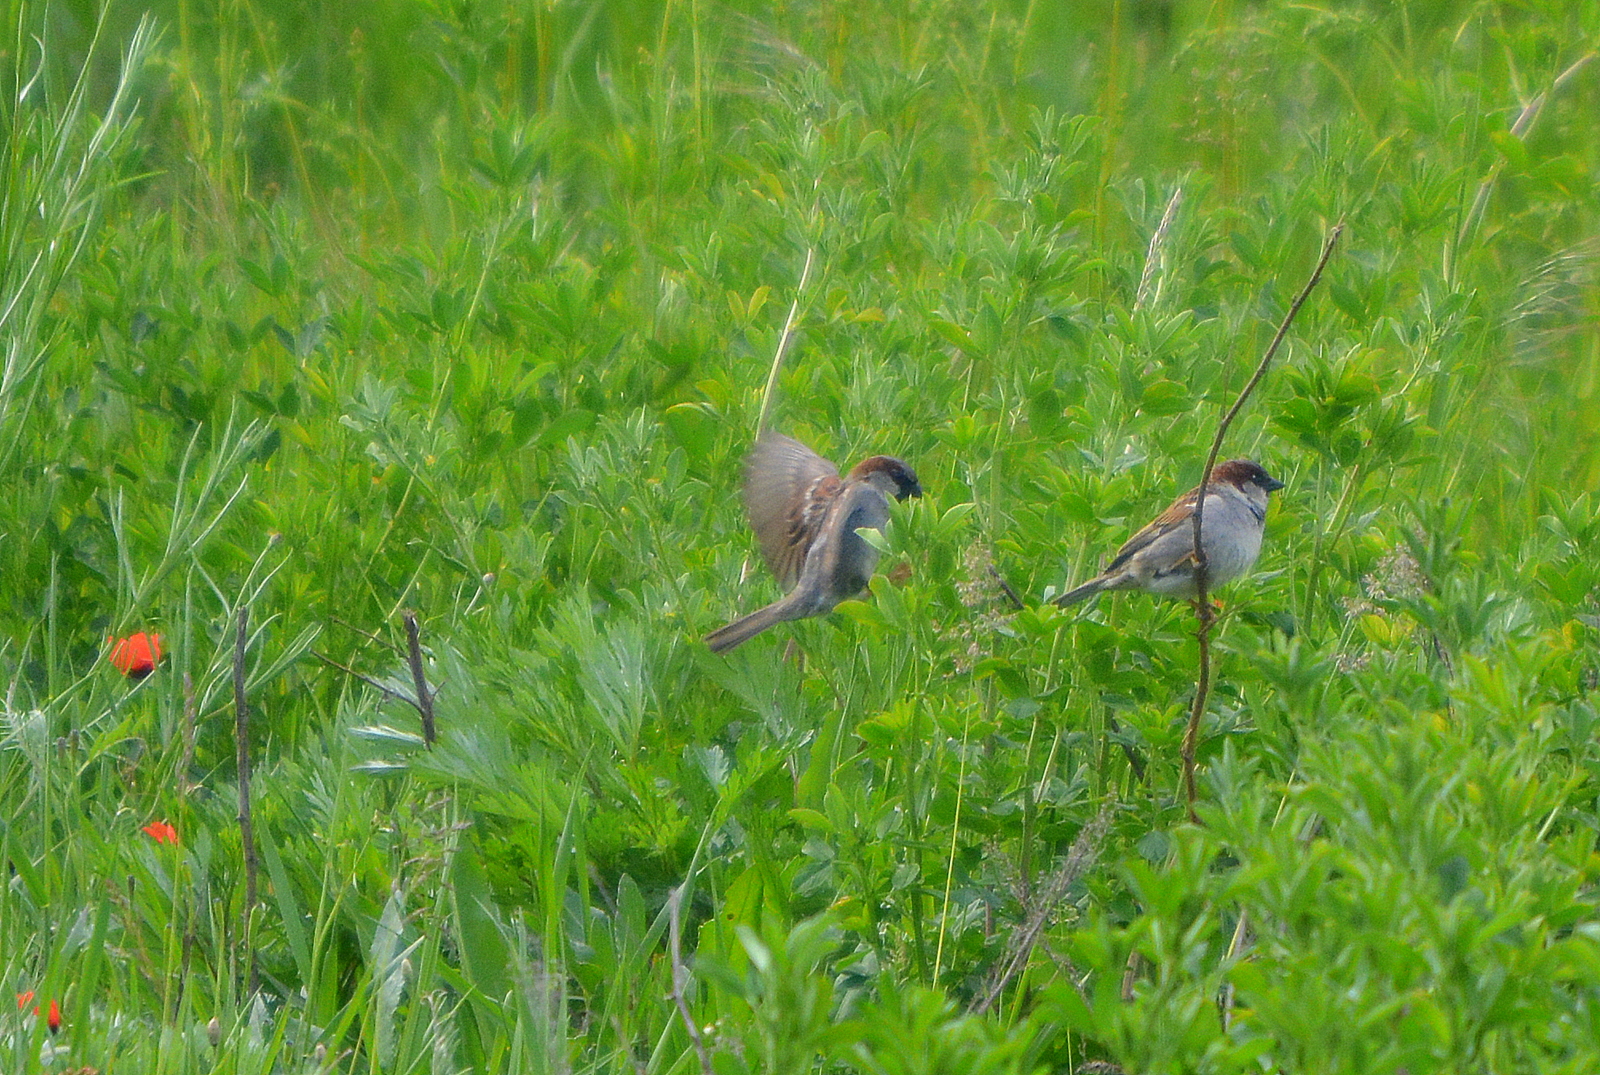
[[259, 821, 315, 989], [1139, 378, 1190, 416], [928, 317, 981, 356], [833, 598, 887, 629], [538, 408, 597, 447], [1028, 386, 1064, 435], [451, 839, 511, 1003], [663, 401, 720, 463], [1489, 128, 1530, 173], [787, 807, 832, 831]]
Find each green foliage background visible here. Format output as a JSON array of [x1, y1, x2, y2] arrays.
[[3, 0, 1599, 1071]]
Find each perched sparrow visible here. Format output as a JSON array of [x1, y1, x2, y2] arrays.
[[1055, 459, 1285, 607], [705, 433, 922, 653]]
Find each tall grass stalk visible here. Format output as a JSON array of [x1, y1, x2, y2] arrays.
[[0, 10, 153, 467]]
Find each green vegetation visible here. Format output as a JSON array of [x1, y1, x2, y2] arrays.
[[4, 0, 1600, 1071]]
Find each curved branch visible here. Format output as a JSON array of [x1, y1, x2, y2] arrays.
[[1182, 224, 1344, 820]]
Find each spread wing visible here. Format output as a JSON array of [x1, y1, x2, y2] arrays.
[[742, 433, 841, 590]]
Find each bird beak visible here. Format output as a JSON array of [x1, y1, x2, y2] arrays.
[[1262, 475, 1286, 492]]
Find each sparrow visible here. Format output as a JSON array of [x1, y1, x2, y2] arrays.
[[705, 432, 923, 653], [1054, 459, 1285, 607]]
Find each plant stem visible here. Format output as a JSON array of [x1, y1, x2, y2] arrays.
[[1184, 223, 1344, 821]]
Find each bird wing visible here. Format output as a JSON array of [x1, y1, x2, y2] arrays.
[[743, 433, 842, 590], [706, 479, 892, 651], [1101, 485, 1201, 574]]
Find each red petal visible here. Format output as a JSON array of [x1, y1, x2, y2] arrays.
[[110, 632, 164, 678], [142, 820, 179, 845]]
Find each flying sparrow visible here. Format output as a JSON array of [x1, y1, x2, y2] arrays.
[[1055, 459, 1285, 607], [705, 432, 923, 653]]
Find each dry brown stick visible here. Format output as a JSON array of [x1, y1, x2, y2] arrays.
[[1103, 715, 1147, 784], [987, 563, 1025, 611], [1181, 224, 1344, 822], [667, 885, 714, 1075], [403, 611, 436, 747], [233, 605, 259, 992], [177, 671, 199, 795]]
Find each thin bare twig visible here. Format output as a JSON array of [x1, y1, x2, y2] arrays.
[[403, 611, 435, 747], [667, 885, 714, 1075], [987, 564, 1025, 611], [233, 606, 259, 993], [311, 650, 419, 709], [755, 247, 817, 435], [328, 614, 404, 655], [1182, 224, 1343, 821]]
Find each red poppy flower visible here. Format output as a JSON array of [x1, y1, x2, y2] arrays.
[[143, 820, 179, 845], [109, 632, 163, 679], [16, 994, 60, 1033]]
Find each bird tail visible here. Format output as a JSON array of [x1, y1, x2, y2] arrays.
[[704, 599, 804, 653], [1054, 578, 1106, 607]]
